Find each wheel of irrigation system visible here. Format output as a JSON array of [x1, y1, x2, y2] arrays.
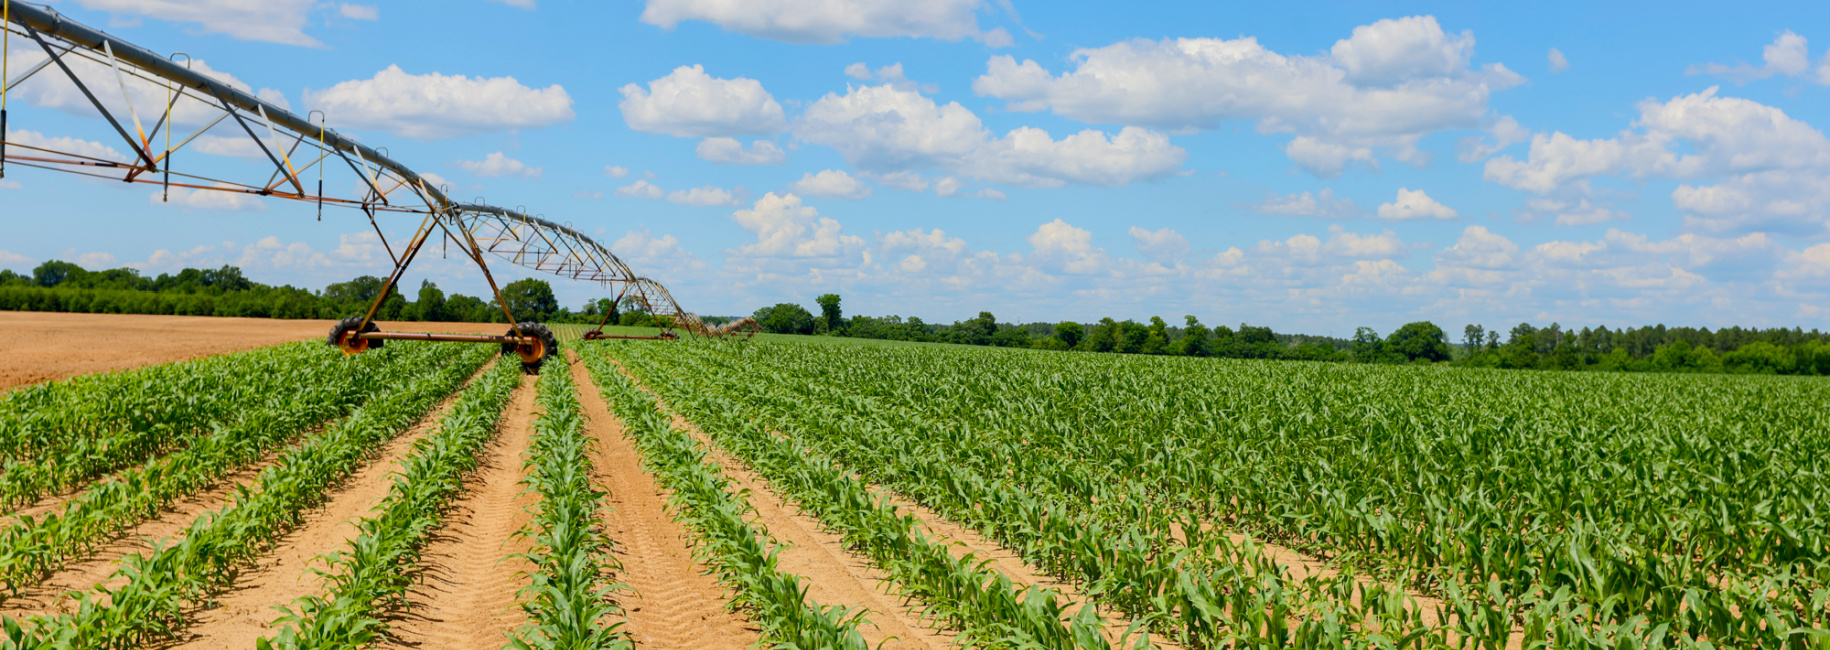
[[327, 316, 384, 355], [503, 322, 559, 374]]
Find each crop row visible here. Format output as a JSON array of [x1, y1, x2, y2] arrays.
[[609, 342, 1380, 649], [578, 351, 872, 649], [0, 342, 455, 597], [1, 342, 490, 648], [591, 343, 1135, 649], [0, 342, 395, 507], [259, 354, 522, 650], [618, 340, 1830, 648], [508, 357, 628, 649]]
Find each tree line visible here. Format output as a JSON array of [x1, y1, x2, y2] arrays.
[[0, 260, 677, 327], [754, 294, 1830, 376]]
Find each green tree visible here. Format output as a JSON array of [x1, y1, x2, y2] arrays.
[[1141, 316, 1170, 355], [1053, 322, 1085, 348], [32, 260, 84, 287], [951, 311, 998, 346], [412, 280, 447, 322], [1463, 324, 1486, 353], [991, 326, 1031, 348], [500, 278, 559, 321], [323, 275, 388, 307], [1387, 321, 1452, 363], [754, 303, 816, 334], [1179, 315, 1212, 357], [815, 293, 844, 333]]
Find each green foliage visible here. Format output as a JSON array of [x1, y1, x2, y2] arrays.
[[815, 293, 843, 333], [2, 343, 490, 647], [507, 363, 629, 649], [0, 343, 458, 597], [1054, 322, 1085, 348], [264, 355, 521, 649], [623, 338, 1830, 648], [1386, 321, 1452, 362], [753, 302, 817, 334], [579, 351, 870, 649], [501, 278, 560, 322]]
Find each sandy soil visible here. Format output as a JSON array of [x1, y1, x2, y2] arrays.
[[565, 354, 760, 649], [382, 376, 538, 650], [0, 311, 506, 392], [599, 357, 954, 650], [168, 371, 487, 649]]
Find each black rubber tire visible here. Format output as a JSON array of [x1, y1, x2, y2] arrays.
[[326, 316, 383, 351], [504, 322, 558, 374]]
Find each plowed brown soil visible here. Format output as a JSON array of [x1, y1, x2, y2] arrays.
[[0, 311, 504, 392], [598, 356, 952, 650], [565, 353, 759, 649], [382, 375, 538, 650], [169, 370, 487, 649]]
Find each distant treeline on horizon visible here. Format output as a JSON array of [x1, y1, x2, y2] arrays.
[[4, 260, 1826, 376], [753, 295, 1830, 377], [0, 260, 683, 329]]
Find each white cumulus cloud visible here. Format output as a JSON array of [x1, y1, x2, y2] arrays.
[[667, 185, 744, 206], [306, 65, 574, 140], [796, 83, 1184, 188], [730, 193, 865, 258], [1245, 188, 1364, 219], [696, 138, 787, 165], [614, 180, 665, 200], [639, 0, 1010, 46], [454, 152, 542, 178], [1689, 31, 1819, 84], [620, 65, 786, 138], [1129, 226, 1190, 265], [1377, 188, 1458, 220], [789, 170, 872, 200], [66, 0, 322, 46], [971, 15, 1523, 177]]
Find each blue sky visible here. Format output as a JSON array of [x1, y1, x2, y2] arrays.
[[2, 0, 1828, 336]]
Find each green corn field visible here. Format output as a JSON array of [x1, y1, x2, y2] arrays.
[[0, 335, 1823, 649]]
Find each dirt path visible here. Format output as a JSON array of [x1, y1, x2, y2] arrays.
[[565, 354, 759, 649], [0, 312, 505, 392], [382, 376, 538, 650], [597, 357, 952, 650], [167, 373, 489, 649]]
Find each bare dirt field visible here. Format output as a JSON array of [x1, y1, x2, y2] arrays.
[[0, 311, 506, 392]]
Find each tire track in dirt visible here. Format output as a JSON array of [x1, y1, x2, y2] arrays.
[[599, 356, 952, 650], [382, 375, 538, 650], [166, 368, 491, 649], [566, 353, 759, 650]]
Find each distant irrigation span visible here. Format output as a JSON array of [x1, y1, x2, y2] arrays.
[[0, 2, 754, 373]]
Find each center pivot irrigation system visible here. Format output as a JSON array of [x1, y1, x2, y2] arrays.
[[0, 3, 757, 373]]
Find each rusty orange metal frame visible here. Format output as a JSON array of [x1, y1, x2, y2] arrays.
[[0, 5, 751, 360]]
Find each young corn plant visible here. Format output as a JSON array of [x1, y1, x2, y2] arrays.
[[600, 344, 1140, 650], [579, 350, 872, 650], [0, 342, 492, 650], [258, 355, 523, 650], [508, 355, 630, 650], [0, 342, 452, 598]]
